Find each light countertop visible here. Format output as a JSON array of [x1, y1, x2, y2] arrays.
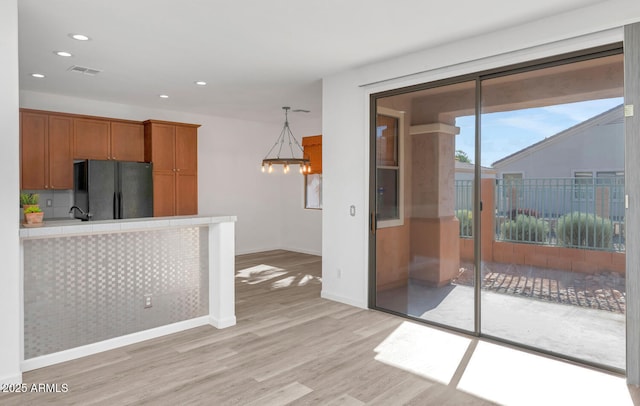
[[20, 215, 237, 239]]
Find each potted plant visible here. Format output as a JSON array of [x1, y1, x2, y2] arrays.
[[20, 192, 40, 211], [23, 205, 44, 226]]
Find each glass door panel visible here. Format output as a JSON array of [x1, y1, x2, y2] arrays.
[[480, 53, 625, 369], [374, 81, 477, 332]]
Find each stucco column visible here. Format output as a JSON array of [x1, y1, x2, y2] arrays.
[[409, 123, 460, 286]]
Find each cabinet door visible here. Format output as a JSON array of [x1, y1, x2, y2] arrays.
[[175, 125, 197, 175], [74, 118, 110, 159], [111, 122, 144, 162], [153, 172, 176, 217], [48, 115, 73, 189], [149, 123, 175, 172], [21, 112, 48, 190], [176, 174, 198, 215]]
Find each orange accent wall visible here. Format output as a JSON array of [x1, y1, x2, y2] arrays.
[[302, 135, 322, 174]]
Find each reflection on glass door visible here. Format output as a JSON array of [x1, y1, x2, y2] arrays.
[[373, 81, 476, 332], [480, 52, 625, 369]]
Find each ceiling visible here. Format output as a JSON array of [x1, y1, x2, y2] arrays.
[[17, 0, 604, 124]]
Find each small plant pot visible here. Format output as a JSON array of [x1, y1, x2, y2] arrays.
[[23, 205, 41, 223], [24, 212, 44, 226]]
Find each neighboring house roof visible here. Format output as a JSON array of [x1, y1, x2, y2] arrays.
[[455, 160, 495, 173], [491, 104, 623, 168]]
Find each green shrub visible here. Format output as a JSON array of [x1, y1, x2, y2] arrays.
[[455, 209, 473, 237], [500, 214, 549, 243], [20, 192, 39, 206], [24, 205, 42, 214], [557, 212, 612, 249]]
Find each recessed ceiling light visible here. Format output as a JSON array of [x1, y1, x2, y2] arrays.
[[159, 94, 169, 99], [31, 73, 45, 78], [195, 81, 207, 86], [55, 51, 73, 57], [70, 33, 90, 41]]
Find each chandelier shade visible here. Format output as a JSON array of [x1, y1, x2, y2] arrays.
[[262, 107, 311, 174]]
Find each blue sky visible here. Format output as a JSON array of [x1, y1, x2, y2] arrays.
[[455, 97, 624, 167]]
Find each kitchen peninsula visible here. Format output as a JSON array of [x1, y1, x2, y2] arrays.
[[20, 215, 236, 371]]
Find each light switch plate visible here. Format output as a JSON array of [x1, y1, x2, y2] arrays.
[[624, 104, 634, 117]]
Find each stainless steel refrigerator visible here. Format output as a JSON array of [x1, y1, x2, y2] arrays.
[[73, 160, 153, 220]]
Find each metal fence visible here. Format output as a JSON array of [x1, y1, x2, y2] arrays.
[[454, 178, 625, 251]]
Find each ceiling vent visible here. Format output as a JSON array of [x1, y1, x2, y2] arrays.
[[67, 65, 102, 76]]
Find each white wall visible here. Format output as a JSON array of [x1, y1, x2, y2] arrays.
[[279, 115, 323, 256], [0, 0, 21, 385], [20, 90, 322, 255], [321, 0, 640, 310]]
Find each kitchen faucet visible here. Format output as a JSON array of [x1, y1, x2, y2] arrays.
[[69, 206, 92, 220]]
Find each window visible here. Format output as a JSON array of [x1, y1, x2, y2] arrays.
[[376, 107, 404, 227], [596, 171, 624, 200], [502, 173, 523, 199], [573, 171, 593, 200]]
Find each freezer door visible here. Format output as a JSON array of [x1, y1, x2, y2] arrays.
[[118, 162, 153, 219], [87, 160, 117, 220]]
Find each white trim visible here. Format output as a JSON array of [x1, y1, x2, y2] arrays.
[[0, 373, 22, 386], [21, 316, 210, 372], [501, 172, 525, 180], [283, 247, 323, 256], [410, 123, 460, 136], [209, 316, 237, 329], [321, 290, 367, 309], [376, 106, 405, 229]]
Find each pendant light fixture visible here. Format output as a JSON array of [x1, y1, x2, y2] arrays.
[[262, 107, 311, 174]]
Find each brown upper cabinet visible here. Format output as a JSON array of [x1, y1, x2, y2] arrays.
[[21, 111, 73, 190], [302, 135, 322, 174], [74, 118, 145, 162], [110, 122, 145, 162], [144, 120, 200, 216]]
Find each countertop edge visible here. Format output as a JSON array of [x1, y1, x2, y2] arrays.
[[19, 215, 237, 239]]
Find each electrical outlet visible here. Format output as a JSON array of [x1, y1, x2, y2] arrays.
[[46, 199, 53, 207], [144, 295, 152, 308]]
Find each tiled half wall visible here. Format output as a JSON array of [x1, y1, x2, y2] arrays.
[[23, 226, 209, 359]]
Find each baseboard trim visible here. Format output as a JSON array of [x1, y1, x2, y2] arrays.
[[21, 316, 210, 372], [283, 247, 322, 256], [209, 316, 236, 329], [0, 372, 22, 385], [321, 290, 367, 309], [236, 246, 282, 255]]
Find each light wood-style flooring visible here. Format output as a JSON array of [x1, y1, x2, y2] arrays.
[[1, 250, 638, 405]]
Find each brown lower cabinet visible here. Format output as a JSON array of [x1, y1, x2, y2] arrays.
[[144, 120, 200, 216]]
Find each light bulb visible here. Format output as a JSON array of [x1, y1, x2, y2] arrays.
[[261, 164, 265, 173], [299, 166, 303, 174], [268, 164, 273, 173]]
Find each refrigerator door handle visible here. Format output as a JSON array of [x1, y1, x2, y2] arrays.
[[118, 192, 123, 220], [113, 193, 118, 219]]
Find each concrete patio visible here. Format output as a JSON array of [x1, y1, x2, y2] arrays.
[[376, 272, 625, 370]]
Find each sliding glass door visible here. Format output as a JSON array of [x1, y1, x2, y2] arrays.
[[371, 47, 626, 371], [373, 80, 477, 333], [479, 52, 625, 369]]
